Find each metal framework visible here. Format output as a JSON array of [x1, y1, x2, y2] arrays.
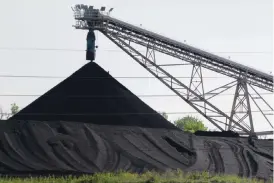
[[228, 79, 254, 132], [72, 5, 274, 136]]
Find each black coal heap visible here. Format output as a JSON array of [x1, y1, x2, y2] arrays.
[[11, 62, 177, 129]]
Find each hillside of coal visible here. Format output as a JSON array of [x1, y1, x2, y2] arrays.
[[0, 120, 272, 180], [11, 62, 177, 130], [4, 61, 273, 180]]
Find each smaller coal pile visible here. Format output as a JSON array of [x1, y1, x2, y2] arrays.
[[194, 130, 240, 138]]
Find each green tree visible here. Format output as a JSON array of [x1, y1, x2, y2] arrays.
[[174, 115, 207, 133], [0, 103, 19, 119], [10, 103, 19, 116], [0, 106, 4, 120], [159, 111, 168, 120]]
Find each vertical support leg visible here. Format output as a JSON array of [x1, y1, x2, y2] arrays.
[[228, 79, 254, 133], [199, 66, 206, 113], [243, 82, 254, 132], [187, 64, 205, 112], [228, 83, 239, 130], [187, 64, 205, 99], [145, 40, 156, 65]]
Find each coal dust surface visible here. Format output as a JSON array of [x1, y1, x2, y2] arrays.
[[0, 120, 272, 180], [11, 62, 177, 130], [1, 62, 272, 180]]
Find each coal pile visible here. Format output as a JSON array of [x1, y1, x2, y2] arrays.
[[0, 120, 272, 180], [11, 62, 177, 130], [1, 61, 272, 180], [195, 130, 240, 137]]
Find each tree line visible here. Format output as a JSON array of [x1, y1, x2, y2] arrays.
[[0, 103, 19, 120]]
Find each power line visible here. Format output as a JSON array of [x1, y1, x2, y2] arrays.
[[1, 110, 273, 116], [0, 75, 229, 79], [0, 47, 272, 54], [0, 48, 83, 52], [0, 93, 272, 98]]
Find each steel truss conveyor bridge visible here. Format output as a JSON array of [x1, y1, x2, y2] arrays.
[[72, 5, 273, 137]]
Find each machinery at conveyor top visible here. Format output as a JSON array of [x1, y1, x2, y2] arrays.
[[72, 4, 274, 137]]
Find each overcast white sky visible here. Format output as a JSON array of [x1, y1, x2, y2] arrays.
[[0, 0, 273, 132]]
